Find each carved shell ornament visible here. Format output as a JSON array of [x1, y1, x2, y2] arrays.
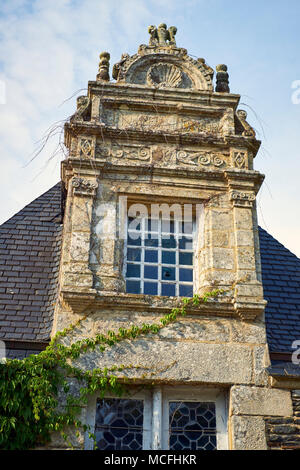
[[147, 63, 183, 89]]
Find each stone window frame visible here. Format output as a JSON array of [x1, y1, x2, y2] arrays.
[[119, 197, 204, 298], [84, 386, 228, 450]]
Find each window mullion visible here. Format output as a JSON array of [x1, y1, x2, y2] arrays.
[[152, 387, 163, 450]]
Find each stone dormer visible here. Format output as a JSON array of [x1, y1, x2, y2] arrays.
[[44, 25, 296, 450], [61, 25, 264, 321]]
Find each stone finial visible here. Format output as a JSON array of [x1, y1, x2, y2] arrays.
[[148, 23, 177, 47], [97, 51, 110, 81], [168, 26, 177, 46], [215, 64, 230, 93]]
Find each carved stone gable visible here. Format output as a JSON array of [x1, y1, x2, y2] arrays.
[[113, 44, 214, 91]]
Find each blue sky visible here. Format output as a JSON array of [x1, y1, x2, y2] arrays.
[[0, 0, 299, 255]]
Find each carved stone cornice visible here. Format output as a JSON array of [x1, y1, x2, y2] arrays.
[[60, 289, 264, 321], [64, 121, 261, 156], [87, 81, 240, 107], [233, 299, 267, 321], [225, 169, 265, 193]]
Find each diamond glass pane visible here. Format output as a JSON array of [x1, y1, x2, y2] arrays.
[[95, 399, 144, 450], [169, 402, 217, 450]]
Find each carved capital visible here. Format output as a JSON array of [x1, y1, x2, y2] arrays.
[[72, 177, 98, 197], [230, 190, 256, 208]]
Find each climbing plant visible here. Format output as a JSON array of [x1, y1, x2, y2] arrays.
[[0, 289, 224, 450]]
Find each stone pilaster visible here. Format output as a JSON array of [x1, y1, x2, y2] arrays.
[[62, 176, 98, 291]]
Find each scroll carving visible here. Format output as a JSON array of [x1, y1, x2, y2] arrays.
[[96, 145, 151, 162], [176, 151, 226, 168], [72, 178, 98, 197], [230, 190, 256, 208]]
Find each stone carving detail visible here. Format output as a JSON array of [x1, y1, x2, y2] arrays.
[[116, 111, 219, 135], [111, 34, 214, 90], [215, 64, 230, 93], [95, 143, 229, 169], [230, 190, 256, 208], [97, 52, 110, 81], [70, 96, 91, 122], [79, 138, 94, 159], [219, 108, 235, 136], [96, 145, 151, 162], [182, 117, 219, 135], [177, 151, 225, 167], [112, 53, 130, 81], [232, 151, 247, 169], [118, 111, 175, 133], [72, 178, 98, 197], [148, 23, 177, 47], [146, 63, 183, 89], [236, 110, 256, 137]]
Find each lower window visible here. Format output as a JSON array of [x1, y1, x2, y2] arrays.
[[85, 387, 228, 450], [95, 398, 144, 450]]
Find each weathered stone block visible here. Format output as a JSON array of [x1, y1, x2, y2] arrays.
[[72, 201, 93, 232], [253, 345, 270, 386], [206, 230, 229, 247], [73, 340, 253, 385], [233, 208, 253, 230], [231, 415, 267, 450], [230, 320, 266, 344], [236, 247, 256, 269], [235, 230, 254, 247], [209, 210, 232, 231], [235, 283, 264, 298], [70, 232, 91, 261], [230, 386, 293, 416], [210, 247, 235, 270]]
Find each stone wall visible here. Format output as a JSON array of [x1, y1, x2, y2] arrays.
[[265, 390, 300, 450]]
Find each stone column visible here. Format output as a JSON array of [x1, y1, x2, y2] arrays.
[[229, 190, 266, 320], [89, 185, 125, 293], [195, 192, 236, 294]]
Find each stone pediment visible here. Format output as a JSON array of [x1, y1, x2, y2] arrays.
[[112, 45, 214, 92]]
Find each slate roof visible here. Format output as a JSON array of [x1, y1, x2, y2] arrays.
[[0, 183, 300, 359], [0, 183, 62, 347], [259, 227, 300, 353]]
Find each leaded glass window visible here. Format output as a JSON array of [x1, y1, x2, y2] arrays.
[[87, 389, 228, 451], [125, 215, 194, 297], [95, 398, 144, 450], [169, 402, 217, 450]]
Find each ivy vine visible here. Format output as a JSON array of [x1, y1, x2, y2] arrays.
[[0, 289, 224, 450]]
